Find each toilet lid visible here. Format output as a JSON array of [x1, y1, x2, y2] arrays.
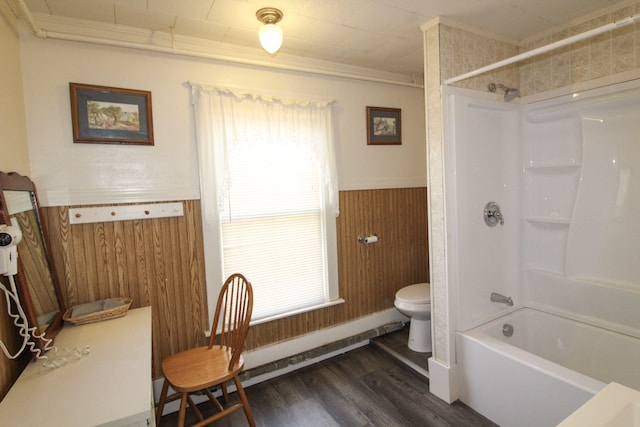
[[395, 283, 430, 304]]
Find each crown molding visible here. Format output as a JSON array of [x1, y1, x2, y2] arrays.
[[25, 14, 423, 88]]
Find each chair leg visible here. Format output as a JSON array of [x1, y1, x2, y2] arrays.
[[156, 379, 170, 422], [187, 395, 204, 422], [233, 375, 256, 427], [221, 382, 229, 402], [178, 393, 188, 427], [204, 388, 225, 412]]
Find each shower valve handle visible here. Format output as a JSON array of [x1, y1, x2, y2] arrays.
[[484, 201, 504, 227]]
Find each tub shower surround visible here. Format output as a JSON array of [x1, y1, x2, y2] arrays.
[[444, 79, 640, 426], [424, 4, 640, 403], [456, 308, 640, 427]]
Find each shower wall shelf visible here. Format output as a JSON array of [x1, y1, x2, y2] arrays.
[[522, 113, 583, 277], [526, 218, 571, 224], [525, 219, 570, 275], [524, 163, 582, 170]]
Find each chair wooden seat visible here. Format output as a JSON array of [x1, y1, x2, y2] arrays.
[[161, 346, 243, 392], [156, 273, 255, 427]]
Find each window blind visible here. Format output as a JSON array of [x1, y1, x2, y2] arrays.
[[220, 141, 327, 320]]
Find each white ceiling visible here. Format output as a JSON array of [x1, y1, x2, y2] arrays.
[[16, 0, 630, 79]]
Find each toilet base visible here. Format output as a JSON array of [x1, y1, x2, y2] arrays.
[[408, 318, 432, 353]]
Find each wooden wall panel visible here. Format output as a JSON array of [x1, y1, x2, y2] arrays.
[[40, 201, 209, 378], [243, 187, 429, 354], [25, 188, 427, 381]]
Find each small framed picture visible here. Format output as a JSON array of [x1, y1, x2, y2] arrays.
[[366, 106, 401, 145], [69, 83, 154, 145]]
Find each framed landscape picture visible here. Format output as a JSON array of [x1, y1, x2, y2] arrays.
[[366, 106, 401, 145], [69, 83, 154, 145]]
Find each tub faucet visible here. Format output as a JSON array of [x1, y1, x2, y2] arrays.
[[490, 292, 513, 306]]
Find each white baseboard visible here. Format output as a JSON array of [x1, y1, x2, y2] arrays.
[[155, 308, 407, 415], [428, 357, 458, 403], [242, 308, 405, 369]]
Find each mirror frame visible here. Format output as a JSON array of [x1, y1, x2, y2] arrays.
[[0, 171, 65, 352]]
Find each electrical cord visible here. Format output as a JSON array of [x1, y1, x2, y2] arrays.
[[0, 275, 90, 368], [0, 276, 33, 359]]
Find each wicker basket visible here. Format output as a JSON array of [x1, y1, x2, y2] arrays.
[[63, 297, 133, 325]]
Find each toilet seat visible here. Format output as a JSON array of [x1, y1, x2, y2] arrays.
[[395, 283, 430, 304]]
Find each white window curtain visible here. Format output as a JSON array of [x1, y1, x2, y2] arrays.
[[190, 83, 339, 322]]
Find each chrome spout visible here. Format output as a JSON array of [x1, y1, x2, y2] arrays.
[[490, 292, 513, 306]]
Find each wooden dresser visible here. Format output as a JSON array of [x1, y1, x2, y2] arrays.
[[0, 306, 153, 426]]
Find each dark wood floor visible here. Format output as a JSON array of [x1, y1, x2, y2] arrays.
[[371, 324, 430, 375], [158, 343, 497, 427]]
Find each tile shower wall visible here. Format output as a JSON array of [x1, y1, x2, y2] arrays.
[[441, 2, 640, 97], [520, 3, 640, 95], [424, 24, 449, 363], [439, 24, 519, 94]]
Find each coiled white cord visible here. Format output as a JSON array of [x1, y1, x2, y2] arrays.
[[0, 275, 89, 368], [0, 275, 44, 359]]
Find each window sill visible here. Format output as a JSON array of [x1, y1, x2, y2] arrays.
[[204, 298, 345, 338], [250, 298, 346, 327]]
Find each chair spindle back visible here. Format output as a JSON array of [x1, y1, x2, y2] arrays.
[[208, 273, 253, 369]]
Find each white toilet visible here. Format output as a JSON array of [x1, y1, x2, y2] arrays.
[[394, 283, 431, 353]]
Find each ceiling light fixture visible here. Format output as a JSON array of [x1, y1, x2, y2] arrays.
[[256, 7, 283, 55]]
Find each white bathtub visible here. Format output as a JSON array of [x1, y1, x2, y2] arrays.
[[456, 308, 640, 427]]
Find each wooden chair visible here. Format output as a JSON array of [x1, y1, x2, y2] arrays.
[[156, 273, 255, 427]]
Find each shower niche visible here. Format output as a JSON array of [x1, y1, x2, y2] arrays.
[[522, 115, 582, 275]]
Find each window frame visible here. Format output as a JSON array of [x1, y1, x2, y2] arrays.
[[201, 191, 340, 329]]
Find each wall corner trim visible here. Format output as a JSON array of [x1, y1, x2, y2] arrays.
[[428, 357, 458, 403]]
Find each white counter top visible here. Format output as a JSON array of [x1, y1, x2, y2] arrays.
[[558, 382, 640, 427], [0, 306, 153, 427]]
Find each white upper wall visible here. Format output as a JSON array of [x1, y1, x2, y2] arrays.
[[18, 36, 426, 206], [0, 6, 30, 175]]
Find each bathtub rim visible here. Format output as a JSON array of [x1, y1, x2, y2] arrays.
[[458, 302, 640, 340], [525, 269, 640, 340], [458, 307, 608, 396]]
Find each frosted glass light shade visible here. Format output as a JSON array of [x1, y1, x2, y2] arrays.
[[258, 24, 283, 54]]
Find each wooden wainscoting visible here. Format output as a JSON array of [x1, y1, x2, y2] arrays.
[[41, 200, 208, 377], [37, 188, 428, 379], [337, 188, 429, 315], [240, 187, 429, 351]]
